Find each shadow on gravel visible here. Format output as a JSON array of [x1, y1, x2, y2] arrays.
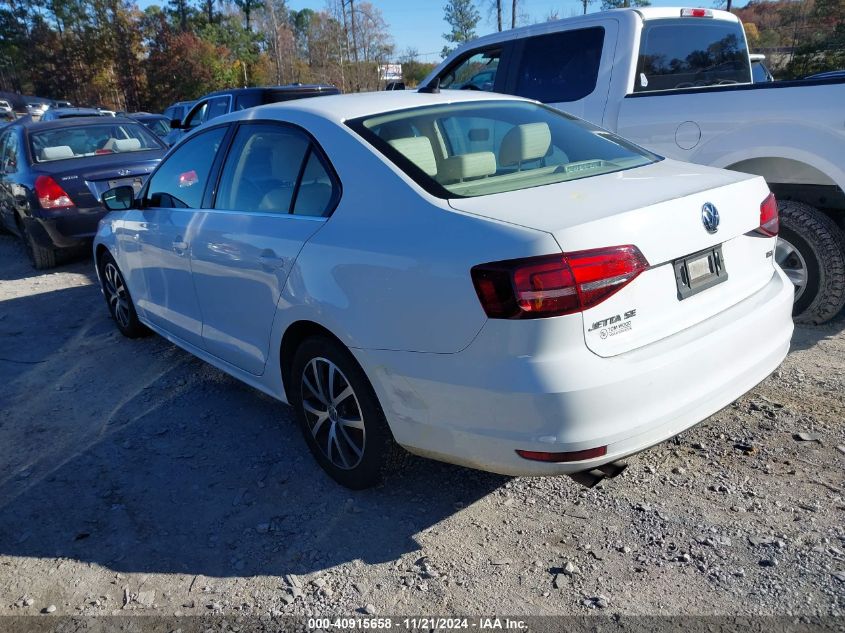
[[789, 309, 845, 352], [0, 235, 92, 282], [0, 265, 508, 580]]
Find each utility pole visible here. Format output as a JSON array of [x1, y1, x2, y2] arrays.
[[349, 0, 359, 64], [496, 0, 502, 31], [511, 0, 516, 28]]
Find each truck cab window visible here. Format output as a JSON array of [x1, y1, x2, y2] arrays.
[[514, 27, 605, 103], [635, 19, 751, 92]]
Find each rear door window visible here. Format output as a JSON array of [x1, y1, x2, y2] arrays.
[[513, 27, 605, 103], [0, 131, 19, 173], [292, 151, 337, 217], [145, 126, 227, 209], [635, 19, 751, 92], [235, 93, 261, 110], [214, 123, 340, 217], [214, 124, 310, 214], [205, 96, 230, 122]]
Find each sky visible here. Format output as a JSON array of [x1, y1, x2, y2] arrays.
[[285, 0, 748, 62], [139, 0, 748, 63]]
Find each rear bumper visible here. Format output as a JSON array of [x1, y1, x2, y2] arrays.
[[355, 267, 794, 476], [28, 208, 107, 249]]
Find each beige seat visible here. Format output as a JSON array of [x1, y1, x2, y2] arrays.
[[102, 138, 141, 152], [257, 141, 311, 212], [39, 145, 74, 161], [387, 137, 438, 177], [439, 152, 496, 183], [499, 122, 552, 169]]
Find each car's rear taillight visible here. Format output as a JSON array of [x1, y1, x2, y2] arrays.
[[34, 175, 74, 209], [471, 245, 649, 319], [757, 192, 778, 236]]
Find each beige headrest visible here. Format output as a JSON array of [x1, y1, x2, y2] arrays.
[[387, 137, 437, 177], [113, 138, 141, 152], [39, 145, 74, 161], [439, 152, 496, 183], [103, 137, 141, 152], [499, 123, 551, 166]]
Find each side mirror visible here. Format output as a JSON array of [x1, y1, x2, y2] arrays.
[[169, 118, 182, 129], [102, 185, 135, 211]]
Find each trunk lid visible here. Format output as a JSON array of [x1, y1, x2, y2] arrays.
[[39, 152, 161, 211], [449, 159, 777, 356]]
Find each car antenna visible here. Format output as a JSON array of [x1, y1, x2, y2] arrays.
[[418, 77, 440, 94]]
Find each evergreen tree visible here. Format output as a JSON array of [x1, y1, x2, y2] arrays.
[[442, 0, 480, 57]]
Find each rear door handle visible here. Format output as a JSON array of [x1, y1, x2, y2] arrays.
[[172, 240, 188, 255]]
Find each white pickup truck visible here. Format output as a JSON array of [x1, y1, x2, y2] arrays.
[[424, 7, 845, 324]]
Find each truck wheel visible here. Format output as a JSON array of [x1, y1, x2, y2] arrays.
[[776, 200, 845, 324]]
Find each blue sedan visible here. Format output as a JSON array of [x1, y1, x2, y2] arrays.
[[0, 116, 166, 268]]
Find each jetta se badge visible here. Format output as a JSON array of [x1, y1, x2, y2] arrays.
[[701, 202, 720, 234]]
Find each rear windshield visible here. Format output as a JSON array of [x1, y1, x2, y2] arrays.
[[141, 118, 170, 137], [635, 18, 751, 92], [347, 100, 658, 199], [30, 122, 163, 162]]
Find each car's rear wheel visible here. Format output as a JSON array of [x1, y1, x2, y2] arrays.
[[22, 225, 56, 270], [777, 201, 845, 324], [290, 336, 403, 489], [98, 251, 149, 338]]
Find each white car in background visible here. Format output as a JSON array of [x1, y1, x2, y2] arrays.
[[94, 91, 794, 489]]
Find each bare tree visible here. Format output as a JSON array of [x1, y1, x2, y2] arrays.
[[326, 0, 393, 91]]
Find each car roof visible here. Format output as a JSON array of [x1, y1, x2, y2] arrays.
[[635, 7, 739, 21], [16, 115, 143, 132], [202, 84, 339, 99], [48, 107, 102, 115], [232, 89, 527, 124]]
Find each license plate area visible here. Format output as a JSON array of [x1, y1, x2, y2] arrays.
[[108, 177, 143, 194], [673, 244, 728, 300]]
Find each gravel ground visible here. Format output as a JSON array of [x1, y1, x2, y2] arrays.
[[0, 233, 843, 620]]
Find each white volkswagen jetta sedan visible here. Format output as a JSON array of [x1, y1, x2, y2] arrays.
[[94, 91, 794, 489]]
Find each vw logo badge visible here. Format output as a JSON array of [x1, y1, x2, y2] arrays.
[[701, 202, 720, 234]]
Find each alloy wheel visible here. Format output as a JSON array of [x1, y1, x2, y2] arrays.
[[300, 357, 366, 470], [775, 236, 808, 302], [103, 262, 131, 329]]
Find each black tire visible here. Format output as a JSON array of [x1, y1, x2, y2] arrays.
[[97, 251, 149, 338], [777, 200, 845, 325], [23, 225, 56, 270], [290, 336, 404, 489]]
